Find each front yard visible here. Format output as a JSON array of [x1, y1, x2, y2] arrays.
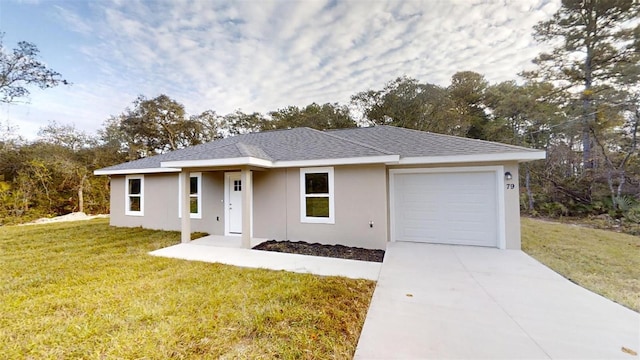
[[522, 217, 640, 312], [0, 219, 375, 359], [3, 216, 637, 358]]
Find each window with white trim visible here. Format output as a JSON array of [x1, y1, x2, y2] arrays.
[[300, 167, 334, 224], [178, 172, 202, 219], [125, 175, 144, 216]]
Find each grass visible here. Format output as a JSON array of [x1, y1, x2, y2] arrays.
[[0, 219, 375, 359], [521, 217, 640, 312]]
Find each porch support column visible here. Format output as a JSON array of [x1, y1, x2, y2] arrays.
[[180, 170, 191, 243], [241, 167, 252, 248]]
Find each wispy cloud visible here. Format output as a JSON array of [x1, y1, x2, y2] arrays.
[[53, 5, 92, 35], [7, 0, 562, 138]]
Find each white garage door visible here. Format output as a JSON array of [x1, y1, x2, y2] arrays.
[[392, 170, 499, 247]]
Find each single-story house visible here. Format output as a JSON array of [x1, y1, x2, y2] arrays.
[[94, 125, 545, 250]]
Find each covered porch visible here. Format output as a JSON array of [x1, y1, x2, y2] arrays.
[[168, 167, 382, 280], [177, 166, 258, 247], [149, 234, 382, 280]]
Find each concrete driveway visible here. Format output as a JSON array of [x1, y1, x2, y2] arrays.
[[354, 242, 640, 359]]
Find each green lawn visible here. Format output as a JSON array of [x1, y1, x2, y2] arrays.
[[522, 217, 640, 312], [0, 219, 375, 359]]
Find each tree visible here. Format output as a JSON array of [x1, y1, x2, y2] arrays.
[[448, 71, 490, 139], [222, 110, 268, 135], [190, 110, 226, 141], [351, 76, 465, 135], [0, 119, 23, 147], [38, 120, 91, 151], [523, 0, 640, 169], [97, 116, 130, 160], [37, 122, 97, 213], [484, 81, 565, 146], [0, 33, 68, 103], [110, 95, 206, 159], [269, 103, 356, 130], [590, 87, 640, 211], [122, 95, 187, 154], [484, 81, 567, 211], [0, 119, 24, 182]]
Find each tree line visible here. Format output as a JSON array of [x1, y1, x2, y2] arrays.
[[1, 0, 639, 232]]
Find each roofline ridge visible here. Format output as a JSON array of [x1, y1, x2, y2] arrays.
[[234, 142, 251, 157], [377, 125, 541, 152], [314, 127, 396, 155], [234, 142, 273, 161], [207, 139, 240, 151]]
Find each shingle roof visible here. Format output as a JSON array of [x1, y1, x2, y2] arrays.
[[328, 126, 538, 157], [96, 126, 543, 173]]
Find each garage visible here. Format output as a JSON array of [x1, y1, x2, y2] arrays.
[[390, 168, 504, 248]]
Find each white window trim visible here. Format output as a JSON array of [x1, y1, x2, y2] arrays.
[[125, 175, 144, 216], [300, 167, 335, 224], [178, 172, 202, 219]]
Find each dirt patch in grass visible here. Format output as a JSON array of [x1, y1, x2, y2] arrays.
[[253, 240, 385, 262], [20, 211, 109, 225]]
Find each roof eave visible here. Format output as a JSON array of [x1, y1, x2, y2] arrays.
[[395, 151, 546, 165], [160, 155, 402, 169], [93, 167, 181, 176], [273, 155, 400, 168], [94, 151, 545, 175], [161, 157, 273, 168]]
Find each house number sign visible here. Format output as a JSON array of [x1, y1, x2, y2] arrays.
[[506, 184, 515, 190]]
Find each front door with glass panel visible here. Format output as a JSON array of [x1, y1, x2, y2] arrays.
[[225, 173, 242, 234]]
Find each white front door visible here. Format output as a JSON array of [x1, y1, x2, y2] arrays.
[[225, 172, 243, 234]]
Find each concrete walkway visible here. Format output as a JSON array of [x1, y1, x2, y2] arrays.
[[354, 242, 640, 359], [149, 237, 382, 280]]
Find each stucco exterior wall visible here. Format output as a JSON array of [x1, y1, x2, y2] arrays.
[[108, 160, 522, 250], [252, 165, 388, 249], [503, 162, 521, 249], [252, 169, 287, 240], [287, 165, 388, 249], [109, 172, 224, 235]]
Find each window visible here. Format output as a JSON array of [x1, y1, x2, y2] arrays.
[[300, 167, 334, 224], [179, 172, 202, 219], [125, 175, 144, 216]]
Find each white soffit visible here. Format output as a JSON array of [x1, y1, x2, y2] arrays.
[[160, 155, 400, 169], [161, 157, 273, 168], [93, 167, 180, 175], [96, 151, 545, 175], [273, 155, 400, 168], [395, 151, 546, 165]]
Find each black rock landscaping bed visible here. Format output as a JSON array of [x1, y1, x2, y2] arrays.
[[253, 240, 385, 263]]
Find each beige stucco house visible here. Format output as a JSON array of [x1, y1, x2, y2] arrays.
[[95, 126, 545, 250]]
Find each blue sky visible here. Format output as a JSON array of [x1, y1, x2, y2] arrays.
[[0, 0, 560, 140]]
